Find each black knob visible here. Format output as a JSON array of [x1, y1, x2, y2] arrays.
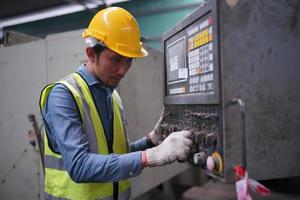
[[205, 133, 217, 146], [195, 132, 206, 144]]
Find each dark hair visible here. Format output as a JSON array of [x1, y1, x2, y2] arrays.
[[93, 44, 106, 59]]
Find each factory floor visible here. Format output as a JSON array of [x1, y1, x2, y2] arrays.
[[182, 178, 300, 200], [133, 184, 189, 200], [133, 167, 206, 200], [133, 169, 300, 200]]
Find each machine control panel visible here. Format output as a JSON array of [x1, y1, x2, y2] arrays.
[[162, 0, 300, 182], [162, 1, 223, 178], [161, 105, 224, 177]]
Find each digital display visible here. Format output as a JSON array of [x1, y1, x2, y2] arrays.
[[164, 14, 219, 104], [166, 37, 187, 95]]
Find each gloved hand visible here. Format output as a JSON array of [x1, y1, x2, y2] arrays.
[[144, 130, 193, 167], [148, 108, 166, 146]]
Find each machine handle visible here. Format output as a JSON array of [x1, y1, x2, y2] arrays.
[[231, 98, 247, 170]]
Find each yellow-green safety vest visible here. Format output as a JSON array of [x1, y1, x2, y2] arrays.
[[40, 72, 130, 200]]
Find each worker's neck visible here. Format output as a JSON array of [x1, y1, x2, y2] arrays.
[[85, 62, 113, 89], [86, 61, 95, 77]]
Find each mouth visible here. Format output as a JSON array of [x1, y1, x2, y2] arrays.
[[111, 76, 123, 82], [108, 78, 122, 86]]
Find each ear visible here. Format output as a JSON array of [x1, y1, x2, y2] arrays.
[[86, 47, 96, 63]]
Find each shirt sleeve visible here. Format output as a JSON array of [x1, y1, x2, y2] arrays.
[[44, 84, 143, 183], [129, 136, 154, 152]]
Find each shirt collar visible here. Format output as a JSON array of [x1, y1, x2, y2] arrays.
[[76, 64, 114, 92]]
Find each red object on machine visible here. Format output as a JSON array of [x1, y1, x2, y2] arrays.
[[235, 164, 271, 200]]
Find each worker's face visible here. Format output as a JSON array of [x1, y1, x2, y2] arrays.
[[92, 48, 133, 87]]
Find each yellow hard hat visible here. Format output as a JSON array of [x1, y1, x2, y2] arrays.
[[82, 7, 148, 58]]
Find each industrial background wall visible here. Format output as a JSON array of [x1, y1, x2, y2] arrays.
[[0, 29, 188, 199], [0, 39, 46, 200]]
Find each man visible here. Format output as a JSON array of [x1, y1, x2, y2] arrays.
[[40, 7, 192, 200]]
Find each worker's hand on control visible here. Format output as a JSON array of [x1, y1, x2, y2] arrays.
[[148, 108, 166, 146], [144, 130, 193, 167]]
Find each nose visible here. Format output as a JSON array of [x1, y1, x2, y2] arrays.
[[117, 64, 129, 77], [116, 63, 131, 76]]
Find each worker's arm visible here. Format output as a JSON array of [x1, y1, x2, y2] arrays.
[[129, 137, 153, 152], [44, 84, 142, 183]]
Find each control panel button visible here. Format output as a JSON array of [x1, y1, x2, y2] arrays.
[[206, 156, 215, 171]]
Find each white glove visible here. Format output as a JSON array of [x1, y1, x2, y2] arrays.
[[148, 108, 166, 145], [145, 131, 193, 167]]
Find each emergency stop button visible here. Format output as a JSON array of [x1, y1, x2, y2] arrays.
[[206, 152, 223, 175]]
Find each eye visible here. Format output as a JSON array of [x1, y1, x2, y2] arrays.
[[111, 56, 122, 62], [110, 56, 133, 66], [126, 58, 133, 64]]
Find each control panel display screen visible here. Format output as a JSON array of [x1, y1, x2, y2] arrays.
[[164, 13, 219, 104], [166, 37, 187, 95]]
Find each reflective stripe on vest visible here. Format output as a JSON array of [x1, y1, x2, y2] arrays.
[[40, 73, 130, 200], [44, 187, 131, 200]]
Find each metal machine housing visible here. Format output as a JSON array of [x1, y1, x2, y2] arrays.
[[162, 0, 300, 182]]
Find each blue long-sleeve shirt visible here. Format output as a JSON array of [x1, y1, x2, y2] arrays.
[[42, 65, 152, 183]]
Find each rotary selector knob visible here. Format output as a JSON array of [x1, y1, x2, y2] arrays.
[[174, 125, 181, 132], [193, 152, 207, 166]]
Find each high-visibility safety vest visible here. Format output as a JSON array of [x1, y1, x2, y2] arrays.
[[40, 72, 130, 200]]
